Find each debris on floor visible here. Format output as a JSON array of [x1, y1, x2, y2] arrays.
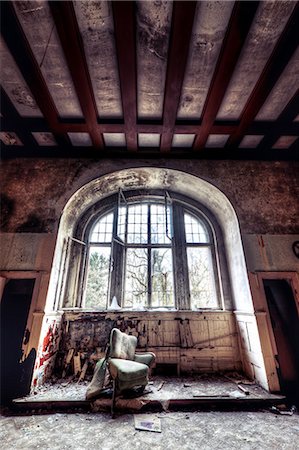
[[13, 373, 286, 414], [270, 405, 297, 416], [134, 414, 162, 433]]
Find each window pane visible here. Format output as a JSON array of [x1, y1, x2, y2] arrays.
[[124, 248, 148, 308], [187, 247, 218, 308], [127, 204, 148, 244], [90, 213, 113, 243], [150, 204, 169, 244], [85, 247, 111, 308], [151, 248, 174, 307], [184, 213, 209, 243]]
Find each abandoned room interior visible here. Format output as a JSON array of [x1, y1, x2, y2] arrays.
[[0, 0, 299, 447]]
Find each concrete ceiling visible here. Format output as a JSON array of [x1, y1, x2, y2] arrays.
[[0, 1, 298, 159]]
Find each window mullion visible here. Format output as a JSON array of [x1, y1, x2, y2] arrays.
[[172, 203, 190, 309], [147, 204, 151, 308]]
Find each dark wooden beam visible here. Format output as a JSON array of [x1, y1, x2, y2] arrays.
[[247, 121, 298, 136], [0, 1, 69, 147], [160, 1, 197, 152], [49, 1, 103, 149], [257, 90, 299, 151], [288, 137, 299, 155], [193, 1, 259, 150], [226, 3, 299, 149], [112, 1, 137, 151], [1, 145, 297, 161], [1, 112, 297, 140]]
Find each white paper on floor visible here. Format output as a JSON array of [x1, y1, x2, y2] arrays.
[[134, 414, 162, 433]]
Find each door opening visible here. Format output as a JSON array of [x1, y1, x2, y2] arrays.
[[263, 279, 299, 406], [0, 278, 36, 405]]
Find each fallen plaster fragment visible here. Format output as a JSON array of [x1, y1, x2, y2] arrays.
[[160, 399, 170, 411], [134, 414, 162, 433], [229, 390, 246, 398], [270, 405, 297, 416], [237, 384, 250, 395]]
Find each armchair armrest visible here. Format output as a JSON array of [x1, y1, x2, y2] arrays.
[[134, 352, 155, 368]]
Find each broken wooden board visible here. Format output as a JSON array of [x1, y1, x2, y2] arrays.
[[156, 381, 165, 391], [178, 319, 194, 348], [73, 353, 81, 376], [78, 360, 88, 383], [62, 348, 75, 377]]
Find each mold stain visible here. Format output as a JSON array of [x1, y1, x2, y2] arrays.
[[0, 193, 15, 230]]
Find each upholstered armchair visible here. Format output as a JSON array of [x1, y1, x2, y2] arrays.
[[86, 328, 155, 416]]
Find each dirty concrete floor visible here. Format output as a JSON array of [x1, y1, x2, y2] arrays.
[[1, 410, 299, 450]]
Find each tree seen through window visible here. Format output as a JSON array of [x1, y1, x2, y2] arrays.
[[84, 197, 220, 310]]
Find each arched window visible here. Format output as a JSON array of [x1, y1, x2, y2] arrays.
[[82, 192, 222, 311]]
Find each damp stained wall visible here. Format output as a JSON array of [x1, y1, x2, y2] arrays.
[[0, 158, 298, 386], [1, 159, 298, 274], [1, 159, 298, 235]]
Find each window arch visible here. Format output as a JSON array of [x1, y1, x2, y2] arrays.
[[82, 192, 223, 311]]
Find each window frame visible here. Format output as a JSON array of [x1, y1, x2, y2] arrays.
[[66, 190, 229, 311]]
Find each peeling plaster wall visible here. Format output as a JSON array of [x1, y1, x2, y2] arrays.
[[0, 232, 57, 386], [32, 312, 63, 388], [1, 159, 298, 388]]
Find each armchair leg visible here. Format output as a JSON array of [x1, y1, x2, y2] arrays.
[[111, 379, 116, 418]]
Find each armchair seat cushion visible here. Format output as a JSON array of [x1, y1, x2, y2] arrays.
[[109, 358, 149, 387]]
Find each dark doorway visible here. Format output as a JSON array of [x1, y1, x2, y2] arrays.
[[0, 278, 36, 405], [263, 279, 299, 406]]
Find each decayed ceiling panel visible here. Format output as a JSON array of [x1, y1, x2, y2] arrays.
[[0, 38, 42, 117], [217, 1, 296, 120], [13, 1, 83, 118], [136, 0, 172, 119], [177, 0, 234, 119], [256, 47, 299, 121], [74, 0, 123, 119], [239, 135, 264, 148], [0, 0, 298, 159]]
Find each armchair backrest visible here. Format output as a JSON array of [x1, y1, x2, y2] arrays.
[[109, 328, 137, 360]]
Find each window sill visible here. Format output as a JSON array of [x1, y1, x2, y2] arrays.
[[61, 307, 225, 313]]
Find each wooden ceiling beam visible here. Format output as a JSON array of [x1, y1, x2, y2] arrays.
[[288, 137, 299, 154], [0, 2, 69, 147], [1, 145, 296, 161], [112, 1, 138, 151], [226, 3, 299, 149], [49, 1, 103, 149], [193, 1, 259, 150], [2, 113, 298, 139], [160, 1, 197, 152]]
